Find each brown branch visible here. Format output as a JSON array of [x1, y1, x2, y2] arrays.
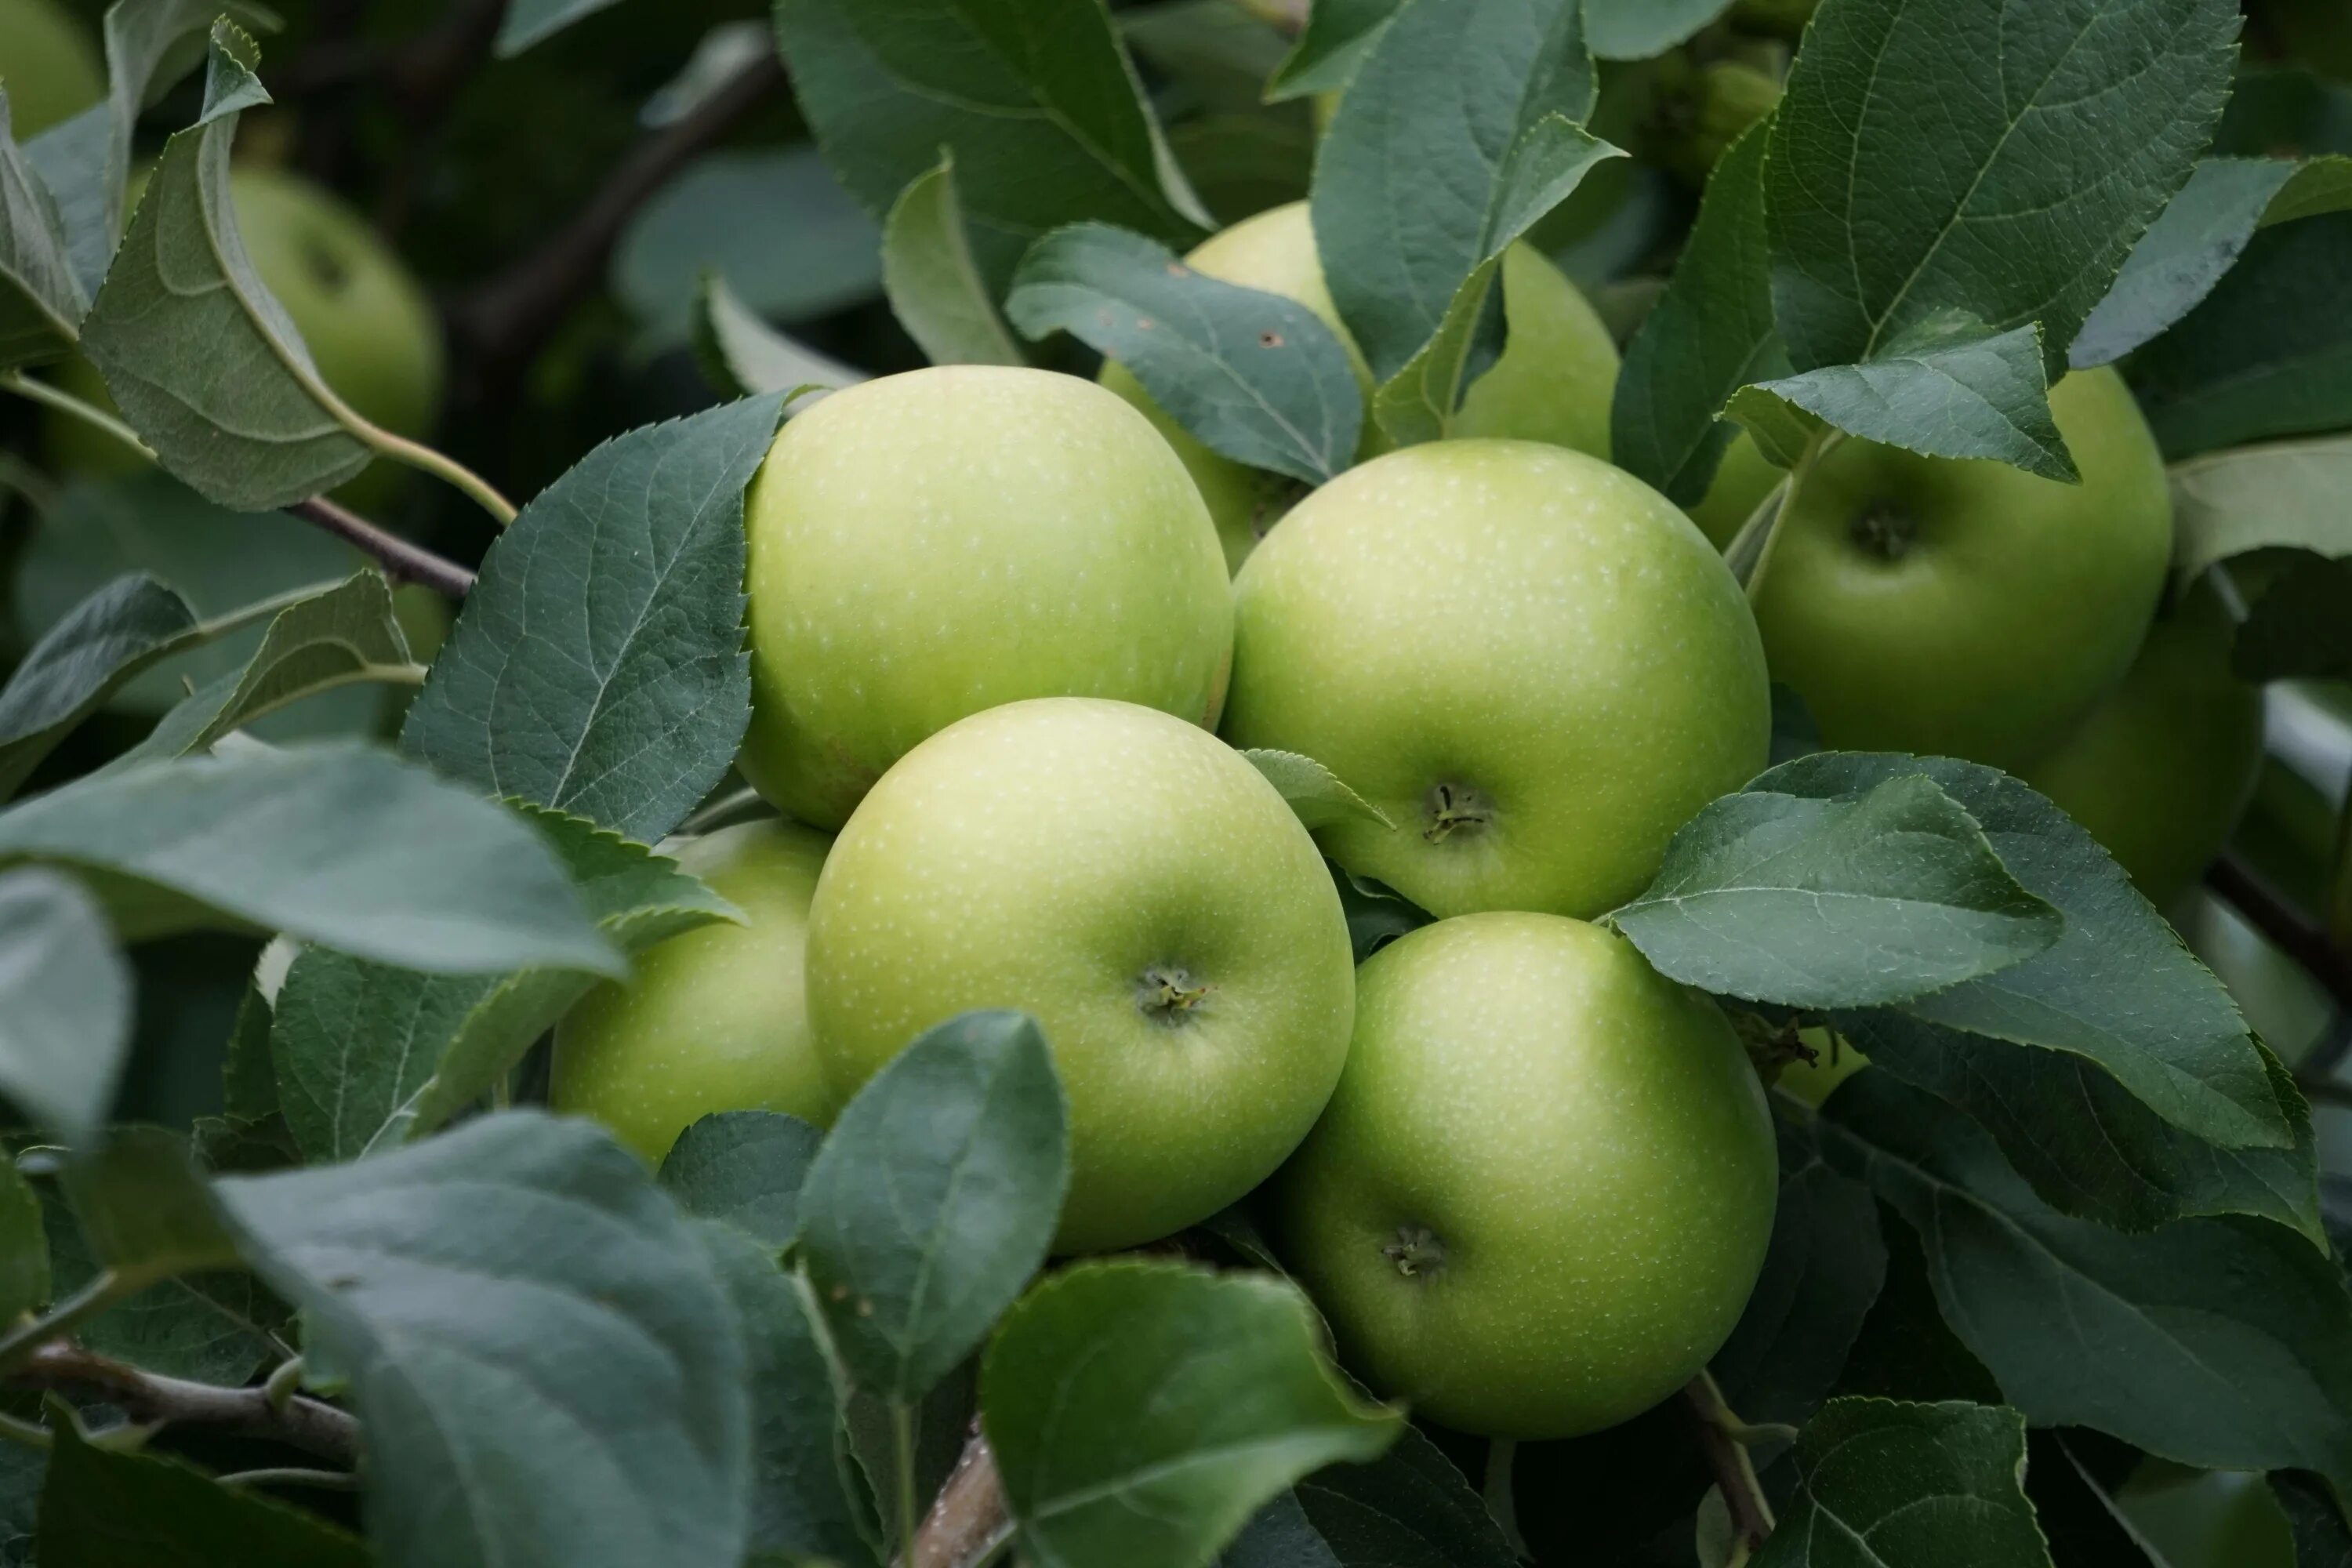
[[2207, 853, 2352, 1011], [13, 1344, 358, 1465], [908, 1427, 1009, 1568], [1685, 1374, 1773, 1559], [448, 46, 786, 382], [287, 496, 477, 600]]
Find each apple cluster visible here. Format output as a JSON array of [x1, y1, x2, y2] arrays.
[[552, 199, 2236, 1443]]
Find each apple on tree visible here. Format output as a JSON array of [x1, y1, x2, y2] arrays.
[[738, 366, 1233, 829], [804, 696, 1356, 1254]]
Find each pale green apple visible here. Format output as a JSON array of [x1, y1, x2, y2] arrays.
[[1751, 368, 2172, 771], [45, 165, 446, 509], [1276, 912, 1777, 1439], [1776, 1031, 1869, 1109], [1222, 438, 1770, 920], [0, 0, 102, 139], [738, 366, 1233, 829], [2023, 583, 2264, 905], [805, 697, 1355, 1254], [1100, 201, 1619, 572], [551, 818, 835, 1164], [2115, 1461, 2296, 1568]]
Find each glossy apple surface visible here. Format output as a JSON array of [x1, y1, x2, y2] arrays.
[[804, 697, 1355, 1254], [738, 366, 1233, 829], [1223, 438, 1769, 919], [1277, 912, 1777, 1438]]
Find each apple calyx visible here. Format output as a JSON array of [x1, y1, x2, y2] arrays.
[[1381, 1225, 1446, 1279], [1847, 500, 1922, 561], [1135, 966, 1214, 1022], [1422, 782, 1491, 844]]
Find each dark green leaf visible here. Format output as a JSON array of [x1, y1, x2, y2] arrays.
[[0, 744, 615, 975], [1241, 750, 1393, 833], [1762, 753, 2288, 1153], [878, 154, 1025, 367], [1330, 865, 1432, 964], [1221, 1493, 1341, 1568], [1765, 0, 2236, 378], [1824, 1074, 2352, 1494], [695, 1222, 880, 1567], [2169, 436, 2352, 579], [1751, 1398, 2048, 1568], [1581, 0, 1732, 60], [2238, 557, 2352, 684], [0, 868, 129, 1141], [984, 1260, 1402, 1568], [773, 0, 1207, 294], [0, 96, 85, 367], [689, 271, 859, 402], [1612, 125, 1787, 506], [660, 1111, 822, 1251], [0, 575, 197, 799], [37, 1407, 367, 1568], [401, 394, 781, 844], [496, 0, 621, 56], [2129, 212, 2352, 457], [60, 1127, 240, 1284], [1612, 768, 2063, 1007], [797, 1011, 1067, 1402], [1266, 0, 1400, 100], [1007, 223, 1363, 485], [1293, 1424, 1518, 1568], [2022, 1431, 2158, 1568], [220, 981, 278, 1123], [40, 1183, 279, 1384], [216, 1111, 753, 1568], [0, 1160, 46, 1323], [2071, 158, 2300, 368], [2274, 1470, 2352, 1568], [0, 1439, 38, 1566]]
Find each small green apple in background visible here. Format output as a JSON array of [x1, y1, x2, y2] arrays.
[[1222, 439, 1769, 920], [805, 697, 1355, 1253], [1098, 201, 1620, 572], [45, 165, 447, 510], [1277, 913, 1777, 1439], [2114, 1460, 2295, 1568], [1774, 1029, 1868, 1108], [0, 0, 103, 138], [552, 820, 835, 1164], [1749, 368, 2172, 771], [2022, 582, 2264, 906], [739, 365, 1232, 829]]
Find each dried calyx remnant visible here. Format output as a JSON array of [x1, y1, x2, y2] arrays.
[[1424, 782, 1490, 843], [1136, 966, 1214, 1022], [1382, 1225, 1446, 1278]]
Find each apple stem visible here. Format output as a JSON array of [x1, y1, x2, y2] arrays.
[[1685, 1370, 1776, 1552]]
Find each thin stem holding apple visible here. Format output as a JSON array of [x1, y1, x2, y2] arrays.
[[1685, 1370, 1776, 1556]]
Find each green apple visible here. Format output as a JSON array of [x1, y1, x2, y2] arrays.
[[0, 0, 102, 139], [1099, 201, 1619, 572], [45, 165, 447, 508], [2022, 583, 2264, 905], [551, 819, 836, 1164], [2115, 1460, 2296, 1568], [1222, 438, 1770, 920], [1751, 368, 2172, 771], [1685, 429, 1785, 550], [805, 696, 1355, 1253], [739, 366, 1233, 829], [1776, 1031, 1869, 1109], [1276, 912, 1777, 1439]]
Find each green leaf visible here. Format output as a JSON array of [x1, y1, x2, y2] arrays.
[[1730, 319, 2078, 478], [1330, 864, 1432, 964], [270, 809, 736, 1160], [2263, 154, 2352, 225], [696, 1222, 880, 1568], [1266, 0, 1400, 100], [1751, 1398, 2048, 1568], [1612, 124, 1788, 506], [2169, 436, 2352, 579], [1764, 0, 2237, 378], [2273, 1470, 2352, 1568], [1611, 768, 2063, 1008], [0, 575, 197, 799], [0, 96, 87, 367], [878, 155, 1025, 368], [79, 26, 383, 511], [401, 394, 782, 844], [60, 1127, 241, 1284], [0, 868, 129, 1141], [220, 979, 278, 1123], [2238, 557, 2352, 683], [1006, 223, 1363, 485], [985, 1260, 1402, 1568], [2130, 212, 2352, 457], [773, 0, 1207, 295], [0, 743, 615, 975], [689, 270, 860, 402], [1291, 1423, 1519, 1568], [1240, 750, 1395, 833], [1221, 1494, 1342, 1568], [215, 1111, 753, 1568], [1824, 1073, 2352, 1494], [1709, 1119, 1889, 1436], [2072, 158, 2302, 368], [0, 1439, 38, 1566], [0, 1160, 47, 1323], [1761, 753, 2288, 1153], [495, 0, 621, 55], [1312, 0, 1617, 442], [39, 1182, 281, 1384], [796, 1011, 1067, 1403], [660, 1111, 822, 1251], [1581, 0, 1733, 60], [36, 1406, 367, 1567]]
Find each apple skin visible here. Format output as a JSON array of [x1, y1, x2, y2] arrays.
[[1276, 912, 1777, 1439], [2022, 583, 2263, 906], [739, 366, 1234, 829], [2115, 1460, 2296, 1568], [1222, 438, 1770, 920], [804, 697, 1356, 1254], [46, 166, 447, 509], [550, 819, 837, 1165], [1776, 1032, 1869, 1109], [0, 0, 103, 139], [1750, 368, 2172, 771], [1100, 201, 1619, 572]]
